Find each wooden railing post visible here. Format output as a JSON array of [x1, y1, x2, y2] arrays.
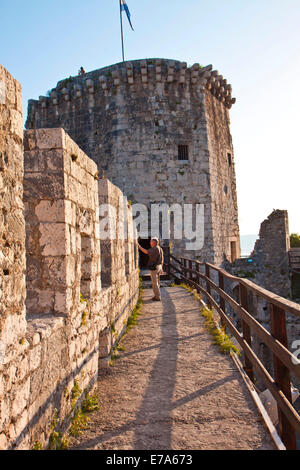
[[218, 271, 226, 331], [205, 264, 212, 308], [239, 284, 254, 383], [181, 258, 185, 282], [195, 263, 201, 294], [270, 303, 297, 450], [166, 246, 171, 276], [189, 260, 193, 284]]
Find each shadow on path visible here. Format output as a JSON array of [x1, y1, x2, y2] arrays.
[[132, 288, 178, 449], [120, 332, 203, 360], [72, 374, 233, 449]]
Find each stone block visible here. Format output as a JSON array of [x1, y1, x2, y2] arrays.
[[0, 433, 8, 450], [29, 345, 42, 372], [35, 200, 65, 223], [12, 378, 30, 419], [14, 408, 29, 437], [10, 109, 23, 140], [24, 172, 65, 199], [34, 128, 65, 150], [16, 356, 29, 382], [39, 223, 66, 257]]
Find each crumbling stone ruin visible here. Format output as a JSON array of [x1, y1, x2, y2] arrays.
[[0, 65, 139, 450], [226, 210, 300, 389], [232, 210, 291, 298], [26, 59, 240, 266]]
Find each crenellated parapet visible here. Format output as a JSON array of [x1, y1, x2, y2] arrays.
[[26, 58, 236, 127], [25, 58, 240, 270]]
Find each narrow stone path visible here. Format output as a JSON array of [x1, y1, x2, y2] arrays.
[[69, 287, 275, 450]]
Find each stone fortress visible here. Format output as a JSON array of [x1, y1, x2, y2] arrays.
[[0, 55, 299, 449], [26, 59, 240, 266], [26, 58, 300, 401]]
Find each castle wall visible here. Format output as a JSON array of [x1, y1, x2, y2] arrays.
[[204, 91, 240, 265], [24, 128, 101, 317], [0, 65, 29, 450], [0, 70, 139, 450], [0, 65, 26, 356], [26, 59, 239, 265], [97, 178, 140, 368]]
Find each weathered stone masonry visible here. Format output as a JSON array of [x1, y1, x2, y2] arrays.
[[0, 65, 27, 450], [26, 58, 240, 266], [0, 66, 139, 450]]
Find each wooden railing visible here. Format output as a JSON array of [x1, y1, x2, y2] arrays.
[[168, 254, 300, 450]]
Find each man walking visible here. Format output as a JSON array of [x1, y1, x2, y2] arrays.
[[138, 238, 164, 301]]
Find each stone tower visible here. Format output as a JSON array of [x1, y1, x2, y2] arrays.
[[26, 58, 240, 266]]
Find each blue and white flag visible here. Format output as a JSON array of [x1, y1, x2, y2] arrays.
[[120, 0, 134, 31]]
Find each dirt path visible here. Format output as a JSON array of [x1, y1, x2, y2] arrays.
[[69, 286, 275, 450]]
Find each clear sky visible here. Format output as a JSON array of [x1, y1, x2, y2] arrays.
[[1, 0, 300, 236]]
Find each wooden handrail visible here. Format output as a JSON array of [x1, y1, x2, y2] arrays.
[[178, 256, 205, 266], [206, 262, 300, 318], [176, 266, 300, 378], [177, 271, 300, 438], [167, 256, 300, 449], [169, 254, 182, 264]]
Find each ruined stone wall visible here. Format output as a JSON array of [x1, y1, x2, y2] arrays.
[[231, 210, 291, 298], [0, 74, 139, 449], [249, 210, 298, 389], [226, 210, 299, 389], [26, 58, 239, 266], [251, 210, 291, 297]]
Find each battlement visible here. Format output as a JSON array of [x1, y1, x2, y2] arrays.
[[25, 57, 240, 268], [26, 59, 235, 127], [0, 63, 141, 449]]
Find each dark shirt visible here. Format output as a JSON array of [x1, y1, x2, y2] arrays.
[[147, 246, 163, 267]]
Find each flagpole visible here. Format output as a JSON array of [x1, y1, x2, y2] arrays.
[[119, 0, 125, 62]]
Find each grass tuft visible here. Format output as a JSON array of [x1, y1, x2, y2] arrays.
[[33, 441, 43, 450], [71, 380, 82, 410], [178, 283, 239, 356], [82, 393, 100, 413], [69, 409, 90, 437], [201, 306, 240, 355], [49, 431, 69, 450]]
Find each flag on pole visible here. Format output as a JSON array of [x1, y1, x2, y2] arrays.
[[120, 0, 134, 31]]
